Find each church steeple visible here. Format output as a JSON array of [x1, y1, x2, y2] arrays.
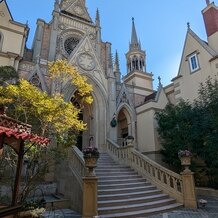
[[126, 18, 146, 74], [130, 17, 141, 51]]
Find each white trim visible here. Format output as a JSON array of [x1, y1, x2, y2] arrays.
[[188, 53, 200, 73]]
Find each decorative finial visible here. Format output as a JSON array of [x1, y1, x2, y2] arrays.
[[54, 0, 59, 11], [158, 76, 161, 85], [206, 0, 210, 6], [132, 17, 134, 22], [187, 22, 190, 29]]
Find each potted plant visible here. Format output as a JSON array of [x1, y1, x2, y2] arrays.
[[126, 135, 134, 146], [198, 199, 207, 208], [18, 200, 45, 217], [82, 146, 99, 176], [178, 149, 192, 172]]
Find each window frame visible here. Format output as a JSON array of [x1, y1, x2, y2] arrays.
[[188, 52, 200, 73]]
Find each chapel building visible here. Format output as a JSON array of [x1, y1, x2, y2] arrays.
[[0, 0, 218, 157]]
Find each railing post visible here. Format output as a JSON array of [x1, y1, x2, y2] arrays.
[[82, 153, 99, 218], [82, 176, 98, 218], [181, 171, 197, 208]]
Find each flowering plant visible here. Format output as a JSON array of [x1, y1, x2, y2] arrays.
[[198, 199, 207, 208], [82, 146, 99, 158], [178, 150, 192, 158]]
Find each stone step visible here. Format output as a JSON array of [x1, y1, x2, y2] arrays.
[[97, 153, 182, 217], [98, 180, 150, 189], [98, 198, 177, 215], [96, 168, 132, 173], [96, 171, 138, 176], [98, 189, 162, 201], [98, 174, 142, 181], [99, 203, 183, 218], [96, 165, 128, 169], [98, 184, 156, 195], [98, 193, 169, 207], [98, 177, 147, 185]]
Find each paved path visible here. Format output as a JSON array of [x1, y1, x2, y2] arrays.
[[44, 195, 218, 217], [149, 195, 218, 218]]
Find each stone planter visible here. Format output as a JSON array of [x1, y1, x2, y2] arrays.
[[84, 156, 99, 176], [180, 156, 191, 173]]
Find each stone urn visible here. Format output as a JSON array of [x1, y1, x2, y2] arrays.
[[84, 156, 99, 176], [178, 150, 192, 173], [83, 146, 99, 176]]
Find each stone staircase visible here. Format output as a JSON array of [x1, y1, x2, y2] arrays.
[[96, 153, 182, 218]]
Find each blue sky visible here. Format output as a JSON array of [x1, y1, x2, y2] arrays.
[[6, 0, 216, 88]]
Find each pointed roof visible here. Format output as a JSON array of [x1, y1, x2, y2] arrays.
[[95, 8, 100, 26], [130, 17, 140, 50], [174, 26, 217, 78], [114, 50, 120, 72], [0, 0, 13, 21], [60, 0, 92, 23]]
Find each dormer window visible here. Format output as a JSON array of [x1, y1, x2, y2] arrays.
[[188, 53, 200, 73]]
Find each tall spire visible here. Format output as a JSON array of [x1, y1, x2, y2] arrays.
[[130, 17, 140, 50], [114, 50, 121, 83], [95, 8, 100, 26], [114, 50, 120, 72]]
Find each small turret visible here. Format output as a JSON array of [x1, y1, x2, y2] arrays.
[[95, 8, 100, 27], [95, 8, 101, 42], [126, 18, 146, 74], [114, 50, 121, 83]]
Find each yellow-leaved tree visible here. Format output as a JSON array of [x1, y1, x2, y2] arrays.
[[0, 60, 93, 137], [0, 61, 93, 204]]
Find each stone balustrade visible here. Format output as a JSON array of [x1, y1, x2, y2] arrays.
[[68, 146, 86, 189], [131, 149, 183, 204], [107, 138, 184, 204], [107, 139, 133, 165]]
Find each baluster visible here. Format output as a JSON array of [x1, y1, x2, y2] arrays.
[[166, 174, 170, 186], [173, 178, 178, 190], [154, 168, 158, 179]]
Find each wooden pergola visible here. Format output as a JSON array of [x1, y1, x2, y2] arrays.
[[0, 113, 50, 207]]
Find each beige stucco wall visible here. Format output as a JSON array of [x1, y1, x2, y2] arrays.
[[173, 32, 218, 103], [137, 108, 155, 152], [0, 1, 28, 68], [124, 71, 153, 96], [136, 88, 169, 152], [208, 32, 218, 53]]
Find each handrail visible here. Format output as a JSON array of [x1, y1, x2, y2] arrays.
[[107, 139, 184, 204], [68, 146, 86, 189]]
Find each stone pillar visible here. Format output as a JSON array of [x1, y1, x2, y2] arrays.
[[82, 177, 98, 218], [181, 171, 197, 208]]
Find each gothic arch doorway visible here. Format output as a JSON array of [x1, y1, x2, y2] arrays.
[[71, 92, 94, 151], [117, 107, 132, 139]]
